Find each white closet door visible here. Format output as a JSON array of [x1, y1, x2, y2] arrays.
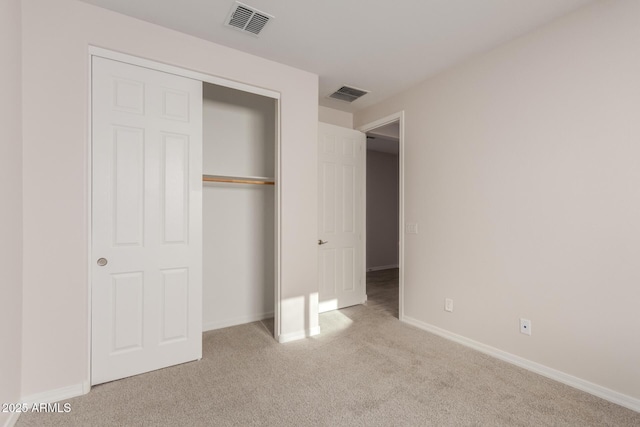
[[318, 122, 366, 312], [91, 57, 202, 385]]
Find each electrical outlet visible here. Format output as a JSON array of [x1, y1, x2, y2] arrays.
[[520, 318, 532, 336], [444, 298, 453, 312]]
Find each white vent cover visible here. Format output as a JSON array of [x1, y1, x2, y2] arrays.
[[328, 86, 369, 103], [225, 2, 273, 36]]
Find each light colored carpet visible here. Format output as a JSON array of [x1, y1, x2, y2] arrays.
[[17, 269, 639, 426]]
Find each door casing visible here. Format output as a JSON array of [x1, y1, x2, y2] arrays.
[[357, 112, 405, 321]]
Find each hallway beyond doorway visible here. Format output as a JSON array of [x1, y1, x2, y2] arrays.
[[365, 268, 399, 319]]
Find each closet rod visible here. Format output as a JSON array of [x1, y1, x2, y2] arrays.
[[202, 175, 275, 186]]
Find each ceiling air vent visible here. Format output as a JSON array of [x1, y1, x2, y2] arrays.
[[328, 86, 369, 103], [225, 2, 273, 36]]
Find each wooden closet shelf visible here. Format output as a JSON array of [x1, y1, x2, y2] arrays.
[[202, 175, 275, 186]]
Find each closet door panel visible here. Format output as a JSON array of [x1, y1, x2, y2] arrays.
[[111, 272, 144, 353], [160, 268, 189, 343], [113, 126, 145, 246], [92, 56, 202, 386], [161, 133, 190, 244], [113, 78, 144, 114], [161, 88, 191, 122]]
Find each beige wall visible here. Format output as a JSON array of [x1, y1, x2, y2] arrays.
[[355, 0, 640, 402], [366, 150, 399, 270], [21, 0, 318, 397], [319, 106, 353, 129], [0, 0, 23, 424]]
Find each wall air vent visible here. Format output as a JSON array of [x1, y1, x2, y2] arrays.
[[328, 86, 369, 103], [225, 2, 273, 36]]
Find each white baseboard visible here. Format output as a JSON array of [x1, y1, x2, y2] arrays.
[[367, 264, 399, 272], [21, 381, 88, 407], [2, 412, 20, 427], [401, 315, 640, 413], [278, 325, 321, 344], [203, 311, 274, 332]]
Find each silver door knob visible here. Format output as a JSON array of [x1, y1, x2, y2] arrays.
[[97, 258, 108, 266], [318, 240, 328, 245]]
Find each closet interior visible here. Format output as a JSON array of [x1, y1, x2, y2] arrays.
[[201, 82, 276, 335]]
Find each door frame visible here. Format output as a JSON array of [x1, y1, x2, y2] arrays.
[[357, 111, 405, 320], [86, 47, 283, 387]]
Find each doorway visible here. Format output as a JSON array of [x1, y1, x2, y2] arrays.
[[359, 113, 404, 320]]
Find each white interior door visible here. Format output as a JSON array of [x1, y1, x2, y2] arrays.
[[91, 57, 203, 385], [318, 122, 366, 312]]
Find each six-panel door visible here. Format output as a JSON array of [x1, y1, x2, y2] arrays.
[[318, 122, 366, 312], [91, 57, 203, 385]]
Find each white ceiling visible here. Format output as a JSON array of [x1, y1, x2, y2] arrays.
[[79, 0, 597, 113]]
